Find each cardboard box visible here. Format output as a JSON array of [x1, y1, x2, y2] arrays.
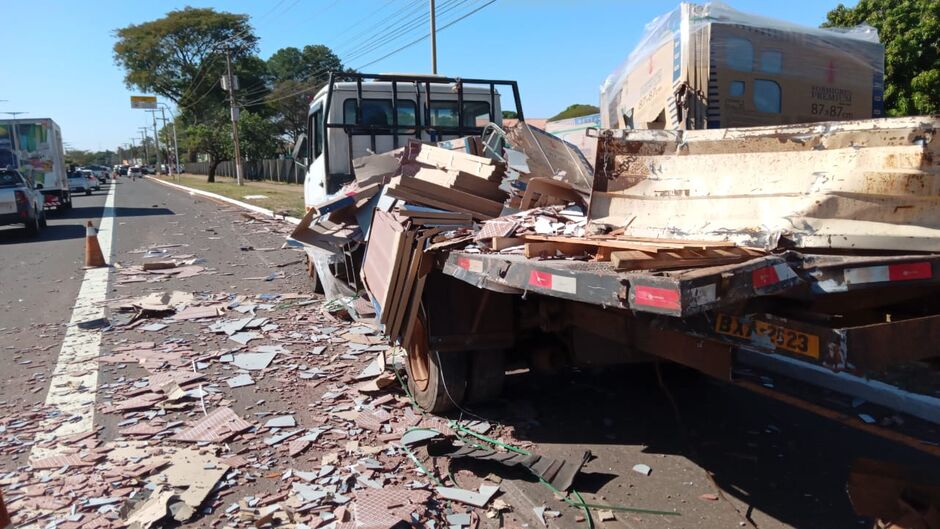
[[600, 3, 885, 129]]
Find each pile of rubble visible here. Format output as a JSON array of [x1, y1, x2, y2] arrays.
[[0, 241, 625, 529]]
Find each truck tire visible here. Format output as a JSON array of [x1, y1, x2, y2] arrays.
[[466, 349, 506, 404], [24, 213, 40, 236], [404, 312, 467, 413], [61, 194, 72, 211]]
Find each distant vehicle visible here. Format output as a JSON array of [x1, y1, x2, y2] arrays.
[[117, 165, 129, 176], [80, 170, 100, 191], [128, 166, 142, 179], [85, 165, 109, 182], [68, 171, 92, 195], [0, 118, 70, 210], [0, 168, 46, 235]]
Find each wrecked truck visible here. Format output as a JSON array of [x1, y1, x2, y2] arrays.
[[293, 114, 940, 458]]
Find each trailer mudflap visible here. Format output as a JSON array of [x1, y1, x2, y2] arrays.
[[443, 252, 801, 317]]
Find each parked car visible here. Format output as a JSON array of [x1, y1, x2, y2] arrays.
[[0, 168, 46, 236], [68, 171, 92, 195], [81, 170, 100, 191]]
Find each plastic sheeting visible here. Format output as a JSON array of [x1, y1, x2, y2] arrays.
[[599, 2, 885, 130]]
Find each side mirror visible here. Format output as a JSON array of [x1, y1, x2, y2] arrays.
[[291, 133, 307, 161], [35, 183, 43, 190]]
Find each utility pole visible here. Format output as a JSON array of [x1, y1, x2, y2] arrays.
[[138, 127, 149, 164], [158, 103, 181, 182], [224, 49, 244, 186], [147, 109, 161, 174], [429, 0, 437, 74], [129, 138, 138, 165]]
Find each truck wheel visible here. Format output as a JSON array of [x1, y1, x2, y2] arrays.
[[62, 194, 72, 211], [24, 213, 40, 236], [404, 312, 467, 413], [466, 349, 506, 404], [85, 189, 91, 196]]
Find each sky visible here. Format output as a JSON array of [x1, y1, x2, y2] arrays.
[[1, 0, 857, 151]]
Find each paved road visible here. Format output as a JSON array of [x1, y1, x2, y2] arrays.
[[1, 177, 938, 528]]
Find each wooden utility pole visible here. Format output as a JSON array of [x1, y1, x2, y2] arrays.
[[224, 49, 244, 185], [430, 0, 437, 74]]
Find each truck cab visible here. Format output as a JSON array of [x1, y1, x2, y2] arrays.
[[299, 72, 524, 209]]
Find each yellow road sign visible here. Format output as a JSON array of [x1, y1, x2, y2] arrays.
[[130, 96, 157, 109]]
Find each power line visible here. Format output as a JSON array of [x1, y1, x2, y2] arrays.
[[239, 0, 496, 108]]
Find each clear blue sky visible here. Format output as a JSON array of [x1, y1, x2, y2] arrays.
[[1, 0, 856, 151]]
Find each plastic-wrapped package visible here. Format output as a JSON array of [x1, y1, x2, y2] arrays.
[[599, 2, 885, 129]]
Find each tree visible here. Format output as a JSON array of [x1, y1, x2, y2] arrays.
[[185, 117, 231, 182], [267, 45, 341, 83], [238, 111, 281, 160], [823, 0, 939, 116], [113, 7, 259, 120], [549, 104, 600, 121], [502, 111, 518, 119], [263, 45, 343, 144]]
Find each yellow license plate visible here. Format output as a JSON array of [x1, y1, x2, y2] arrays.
[[715, 313, 820, 359]]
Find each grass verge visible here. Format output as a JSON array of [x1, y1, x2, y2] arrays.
[[155, 174, 306, 218]]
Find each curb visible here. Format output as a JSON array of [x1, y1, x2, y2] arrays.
[[145, 176, 302, 225]]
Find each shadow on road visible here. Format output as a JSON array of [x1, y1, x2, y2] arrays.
[[0, 223, 88, 244], [453, 364, 940, 528]]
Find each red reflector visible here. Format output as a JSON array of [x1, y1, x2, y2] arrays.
[[633, 286, 680, 310], [752, 266, 780, 289], [14, 190, 27, 205], [457, 257, 470, 270], [529, 270, 552, 289], [888, 262, 931, 281]]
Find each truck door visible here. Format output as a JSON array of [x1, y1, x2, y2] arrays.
[[304, 103, 327, 207]]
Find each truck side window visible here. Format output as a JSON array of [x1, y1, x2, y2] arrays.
[[729, 80, 746, 97], [343, 99, 417, 127], [726, 37, 753, 72], [759, 51, 782, 73], [753, 80, 782, 113], [462, 101, 491, 126], [311, 109, 324, 158], [428, 101, 491, 127]]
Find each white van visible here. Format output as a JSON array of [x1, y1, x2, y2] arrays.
[[298, 72, 524, 209]]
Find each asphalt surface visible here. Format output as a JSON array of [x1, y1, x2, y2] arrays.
[[2, 177, 938, 528]]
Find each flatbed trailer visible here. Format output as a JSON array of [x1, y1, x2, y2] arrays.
[[395, 117, 940, 454]]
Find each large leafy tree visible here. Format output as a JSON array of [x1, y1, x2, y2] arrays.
[[823, 0, 939, 116], [549, 104, 600, 121], [113, 7, 259, 120]]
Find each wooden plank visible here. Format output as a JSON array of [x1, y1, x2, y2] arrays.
[[389, 228, 446, 340], [412, 167, 506, 202], [382, 230, 415, 327], [397, 176, 504, 218], [361, 211, 406, 317], [491, 237, 525, 251], [386, 184, 495, 220], [523, 234, 666, 253], [520, 177, 582, 209], [525, 241, 589, 259], [414, 142, 500, 180], [610, 250, 658, 270]]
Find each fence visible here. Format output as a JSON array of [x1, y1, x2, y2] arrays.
[[185, 159, 306, 184]]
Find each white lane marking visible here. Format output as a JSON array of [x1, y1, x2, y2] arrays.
[[30, 184, 116, 460]]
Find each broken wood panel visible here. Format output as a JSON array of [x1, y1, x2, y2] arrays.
[[387, 184, 496, 220], [363, 211, 408, 320], [491, 237, 526, 251], [397, 176, 504, 219], [413, 142, 501, 180], [412, 167, 506, 202]]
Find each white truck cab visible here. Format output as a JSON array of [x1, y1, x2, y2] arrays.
[[298, 72, 524, 209]]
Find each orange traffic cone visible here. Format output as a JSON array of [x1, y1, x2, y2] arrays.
[[85, 221, 107, 268]]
